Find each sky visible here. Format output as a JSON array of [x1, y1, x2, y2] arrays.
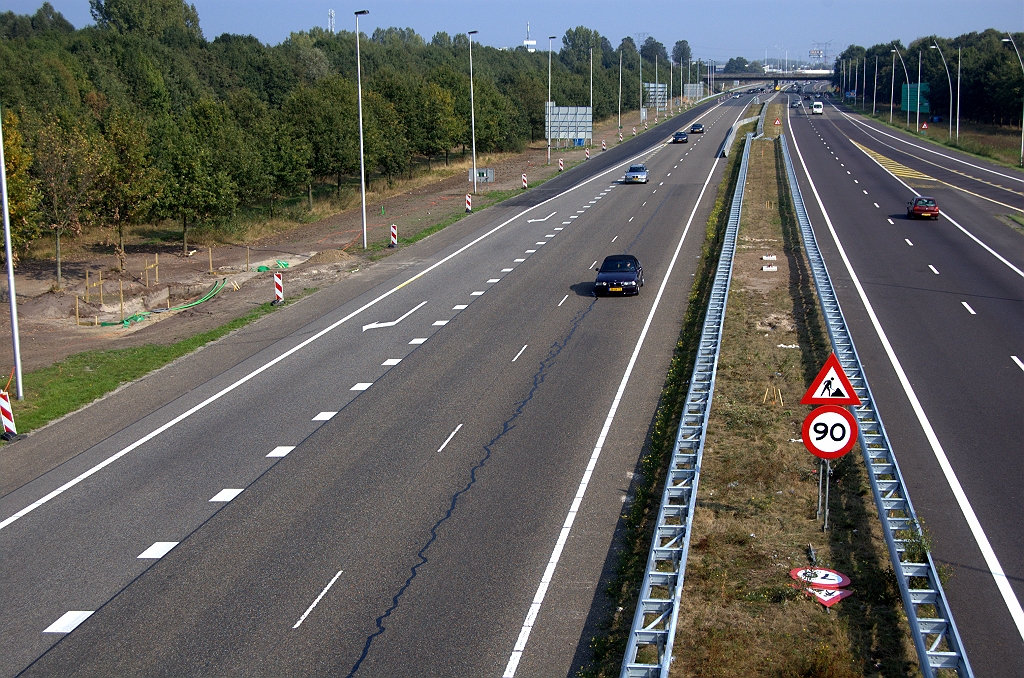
[[5, 0, 1021, 64]]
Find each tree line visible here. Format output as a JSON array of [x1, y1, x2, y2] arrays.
[[0, 1, 697, 275], [832, 29, 1024, 126]]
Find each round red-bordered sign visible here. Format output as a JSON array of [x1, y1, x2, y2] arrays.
[[802, 405, 858, 459], [789, 567, 852, 589]]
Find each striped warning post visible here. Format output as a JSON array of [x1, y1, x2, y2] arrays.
[[522, 173, 527, 189], [389, 224, 398, 247], [602, 139, 606, 151], [585, 148, 590, 160], [558, 158, 564, 172], [631, 127, 636, 136], [273, 272, 283, 304], [0, 391, 16, 436], [466, 194, 472, 212], [619, 131, 623, 141]]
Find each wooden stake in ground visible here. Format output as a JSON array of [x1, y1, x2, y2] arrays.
[[119, 280, 124, 323], [208, 247, 213, 275]]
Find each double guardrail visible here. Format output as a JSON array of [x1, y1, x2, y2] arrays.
[[778, 135, 972, 676], [620, 133, 754, 677]]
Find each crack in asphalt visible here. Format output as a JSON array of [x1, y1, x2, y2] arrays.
[[346, 296, 599, 676]]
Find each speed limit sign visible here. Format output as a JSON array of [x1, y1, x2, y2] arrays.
[[802, 405, 858, 459]]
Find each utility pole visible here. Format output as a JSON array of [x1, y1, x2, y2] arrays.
[[0, 101, 23, 399], [916, 50, 921, 133], [589, 46, 593, 145], [618, 50, 622, 131], [873, 55, 878, 116], [354, 10, 369, 249]]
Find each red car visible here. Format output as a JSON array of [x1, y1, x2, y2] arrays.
[[907, 197, 940, 220]]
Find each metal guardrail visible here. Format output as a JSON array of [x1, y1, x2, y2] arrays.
[[620, 133, 754, 678], [779, 134, 973, 677]]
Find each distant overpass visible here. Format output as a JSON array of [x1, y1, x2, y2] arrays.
[[703, 71, 833, 83]]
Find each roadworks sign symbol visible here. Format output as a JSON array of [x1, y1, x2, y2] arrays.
[[790, 567, 851, 589], [804, 587, 853, 608], [801, 353, 861, 405]]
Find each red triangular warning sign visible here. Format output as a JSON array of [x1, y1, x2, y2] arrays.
[[803, 587, 853, 607], [801, 354, 861, 405], [773, 118, 781, 126]]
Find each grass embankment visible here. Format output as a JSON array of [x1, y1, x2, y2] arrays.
[[10, 293, 311, 435], [670, 135, 915, 676]]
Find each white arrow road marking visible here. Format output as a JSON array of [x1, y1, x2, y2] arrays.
[[527, 212, 557, 223], [362, 301, 428, 331]]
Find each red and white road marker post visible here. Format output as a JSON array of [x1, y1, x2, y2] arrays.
[[601, 139, 606, 151], [619, 131, 623, 142], [521, 173, 527, 189], [272, 271, 283, 305], [465, 194, 472, 212], [558, 158, 564, 172], [585, 148, 590, 160], [0, 390, 17, 439], [631, 127, 636, 136], [389, 224, 398, 248]]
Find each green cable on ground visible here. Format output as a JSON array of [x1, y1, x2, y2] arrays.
[[98, 279, 227, 327]]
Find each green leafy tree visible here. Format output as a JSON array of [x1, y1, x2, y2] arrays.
[[417, 82, 462, 167], [97, 107, 161, 270], [89, 0, 202, 39], [34, 119, 106, 288], [640, 37, 668, 65], [283, 76, 358, 197], [1, 110, 43, 263], [672, 40, 691, 65]]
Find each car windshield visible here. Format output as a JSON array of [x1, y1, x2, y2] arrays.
[[917, 198, 936, 206], [601, 257, 636, 272], [674, 132, 685, 137], [628, 165, 646, 173]]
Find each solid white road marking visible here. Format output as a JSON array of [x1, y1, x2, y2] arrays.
[[453, 304, 469, 310], [929, 265, 940, 274], [267, 445, 296, 457], [905, 239, 914, 246], [350, 382, 373, 391], [789, 107, 1024, 645], [961, 302, 977, 315], [503, 100, 744, 674], [436, 424, 463, 453], [409, 338, 428, 344], [44, 611, 93, 634], [312, 412, 337, 421], [558, 295, 569, 307], [210, 489, 244, 502], [1012, 356, 1024, 372], [512, 345, 528, 362], [293, 570, 343, 629], [138, 541, 178, 559], [382, 358, 402, 366]]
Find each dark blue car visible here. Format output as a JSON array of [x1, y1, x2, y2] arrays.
[[594, 255, 644, 296]]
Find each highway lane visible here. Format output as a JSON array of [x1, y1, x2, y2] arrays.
[[784, 97, 1024, 676], [3, 96, 751, 676]]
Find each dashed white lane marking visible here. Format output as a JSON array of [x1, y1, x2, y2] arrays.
[[525, 249, 537, 253], [514, 258, 525, 262], [409, 337, 428, 344], [659, 181, 664, 186], [589, 200, 597, 204], [863, 190, 868, 194], [554, 227, 563, 231], [642, 201, 647, 206], [874, 203, 880, 208], [576, 210, 586, 214], [436, 423, 463, 453], [905, 239, 914, 246], [611, 236, 618, 242], [558, 295, 569, 307], [535, 242, 546, 246], [471, 291, 486, 296], [350, 382, 373, 391], [382, 358, 402, 366], [453, 304, 468, 310], [312, 412, 337, 421], [545, 234, 555, 238], [512, 345, 528, 362], [44, 611, 93, 634], [432, 320, 448, 326], [888, 218, 895, 225], [1012, 356, 1024, 372], [961, 302, 977, 315], [929, 265, 940, 275], [562, 221, 571, 225], [674, 165, 678, 168], [590, 261, 598, 270], [138, 541, 178, 559], [293, 570, 343, 629], [210, 488, 244, 502], [854, 179, 859, 183], [667, 173, 671, 176], [847, 171, 851, 174], [268, 445, 296, 457], [628, 216, 634, 222], [502, 268, 513, 272], [569, 216, 578, 219], [652, 189, 657, 193], [488, 278, 501, 283]]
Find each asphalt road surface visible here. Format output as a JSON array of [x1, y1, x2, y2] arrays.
[[0, 94, 752, 677], [784, 94, 1024, 676]]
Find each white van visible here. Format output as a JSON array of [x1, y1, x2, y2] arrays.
[[811, 101, 824, 115]]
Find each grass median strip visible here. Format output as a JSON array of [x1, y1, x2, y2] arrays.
[[9, 292, 313, 435]]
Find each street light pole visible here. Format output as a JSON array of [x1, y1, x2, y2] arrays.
[[618, 50, 622, 131], [892, 46, 911, 128], [956, 47, 961, 143], [354, 10, 369, 249], [0, 102, 23, 399], [916, 50, 921, 133], [890, 51, 896, 123], [930, 42, 953, 139], [548, 35, 556, 163], [589, 46, 593, 144], [468, 30, 478, 194], [1002, 35, 1024, 166], [873, 55, 878, 116]]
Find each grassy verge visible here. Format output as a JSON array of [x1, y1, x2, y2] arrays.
[[10, 291, 314, 435], [583, 122, 755, 677], [669, 136, 915, 676]]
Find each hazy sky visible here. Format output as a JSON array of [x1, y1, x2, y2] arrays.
[[6, 0, 1021, 62]]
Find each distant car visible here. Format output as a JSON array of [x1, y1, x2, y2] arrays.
[[690, 123, 705, 134], [907, 196, 940, 220], [791, 101, 801, 108], [732, 93, 741, 99], [804, 95, 812, 100], [671, 131, 689, 143], [594, 255, 644, 296], [624, 164, 649, 183]]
